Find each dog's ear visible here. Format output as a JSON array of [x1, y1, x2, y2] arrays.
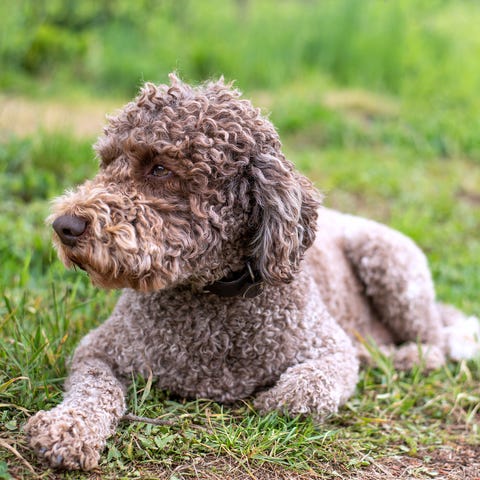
[[248, 152, 320, 285]]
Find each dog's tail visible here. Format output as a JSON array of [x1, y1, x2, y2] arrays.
[[438, 303, 480, 361]]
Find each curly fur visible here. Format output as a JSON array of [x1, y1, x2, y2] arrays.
[[25, 74, 480, 470]]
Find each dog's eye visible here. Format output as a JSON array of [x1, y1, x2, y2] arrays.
[[149, 164, 171, 178]]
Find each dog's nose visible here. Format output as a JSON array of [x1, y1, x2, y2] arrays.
[[52, 215, 87, 246]]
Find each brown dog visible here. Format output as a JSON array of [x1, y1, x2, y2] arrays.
[[25, 75, 479, 470]]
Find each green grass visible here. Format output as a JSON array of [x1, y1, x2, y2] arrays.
[[1, 0, 480, 477]]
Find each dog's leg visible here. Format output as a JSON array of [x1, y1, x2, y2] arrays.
[[343, 218, 447, 369], [254, 313, 359, 417], [24, 334, 126, 470], [438, 302, 480, 361]]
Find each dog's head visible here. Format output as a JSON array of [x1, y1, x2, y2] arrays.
[[49, 75, 320, 292]]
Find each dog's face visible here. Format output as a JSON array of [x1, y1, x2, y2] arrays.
[[49, 75, 319, 292]]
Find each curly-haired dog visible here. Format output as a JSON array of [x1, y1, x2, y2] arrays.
[[25, 75, 480, 470]]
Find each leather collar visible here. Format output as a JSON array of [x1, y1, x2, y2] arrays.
[[203, 262, 264, 298]]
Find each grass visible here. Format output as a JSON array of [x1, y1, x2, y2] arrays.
[[1, 0, 480, 477]]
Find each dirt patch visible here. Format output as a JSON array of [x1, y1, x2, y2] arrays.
[[6, 442, 480, 479], [457, 188, 480, 206], [131, 443, 480, 480], [323, 89, 399, 127], [0, 95, 121, 140], [358, 442, 480, 480]]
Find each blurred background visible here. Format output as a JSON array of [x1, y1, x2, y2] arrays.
[[0, 0, 479, 306]]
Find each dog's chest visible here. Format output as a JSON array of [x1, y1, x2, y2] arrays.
[[123, 288, 318, 401]]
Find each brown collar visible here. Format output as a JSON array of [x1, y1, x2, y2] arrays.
[[203, 262, 264, 298]]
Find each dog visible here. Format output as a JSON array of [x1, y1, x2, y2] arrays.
[[25, 74, 480, 470]]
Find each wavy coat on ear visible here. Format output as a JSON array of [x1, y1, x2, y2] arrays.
[[248, 152, 320, 285]]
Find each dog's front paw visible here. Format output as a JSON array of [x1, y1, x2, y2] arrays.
[[25, 407, 105, 470], [253, 363, 345, 418]]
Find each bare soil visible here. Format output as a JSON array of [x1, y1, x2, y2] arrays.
[[0, 95, 120, 140], [6, 441, 480, 479]]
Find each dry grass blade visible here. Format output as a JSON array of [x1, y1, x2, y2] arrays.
[[0, 438, 37, 476]]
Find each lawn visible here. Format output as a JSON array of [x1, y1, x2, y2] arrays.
[[1, 1, 480, 479]]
